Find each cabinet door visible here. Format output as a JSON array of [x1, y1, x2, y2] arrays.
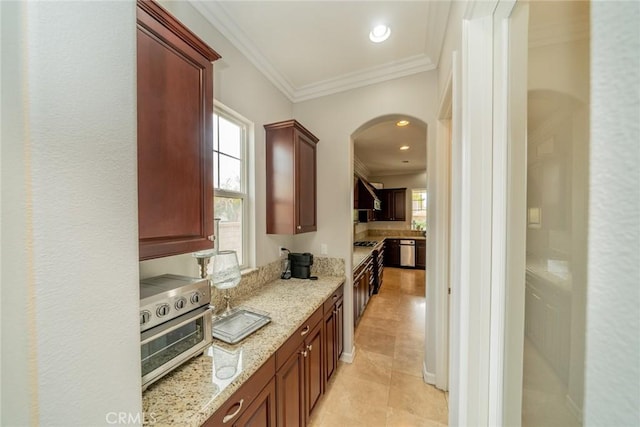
[[324, 309, 336, 383], [376, 190, 392, 221], [336, 298, 344, 358], [416, 240, 426, 269], [392, 189, 406, 221], [304, 321, 324, 422], [384, 240, 401, 267], [234, 378, 277, 427], [265, 120, 318, 235], [136, 1, 219, 260], [276, 347, 304, 427], [353, 273, 361, 327], [295, 131, 317, 233]]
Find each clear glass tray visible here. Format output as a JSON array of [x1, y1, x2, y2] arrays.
[[211, 307, 271, 344]]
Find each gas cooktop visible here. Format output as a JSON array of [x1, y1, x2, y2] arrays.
[[354, 240, 379, 247]]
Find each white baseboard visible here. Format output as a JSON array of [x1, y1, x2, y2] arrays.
[[423, 360, 436, 384], [565, 394, 583, 422], [340, 345, 356, 364]]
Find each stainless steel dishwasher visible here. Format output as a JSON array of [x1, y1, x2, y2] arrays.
[[400, 239, 416, 267]]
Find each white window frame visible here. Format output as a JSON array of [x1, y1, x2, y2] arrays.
[[411, 188, 427, 230], [213, 101, 252, 270]]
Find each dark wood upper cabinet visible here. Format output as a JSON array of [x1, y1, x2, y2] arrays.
[[136, 0, 220, 260], [376, 188, 406, 221], [265, 120, 319, 234]]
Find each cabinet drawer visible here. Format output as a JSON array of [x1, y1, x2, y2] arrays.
[[323, 285, 344, 313], [204, 355, 276, 426], [276, 306, 323, 371]]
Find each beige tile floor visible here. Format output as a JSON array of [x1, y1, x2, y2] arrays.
[[310, 267, 448, 427]]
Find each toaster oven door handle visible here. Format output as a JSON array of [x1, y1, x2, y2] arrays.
[[141, 306, 211, 345]]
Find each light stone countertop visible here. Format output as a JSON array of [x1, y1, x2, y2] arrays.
[[142, 275, 345, 427]]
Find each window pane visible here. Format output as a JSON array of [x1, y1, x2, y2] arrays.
[[213, 114, 219, 151], [411, 189, 427, 231], [219, 116, 241, 159], [214, 197, 243, 265], [219, 154, 241, 192], [213, 152, 219, 189]]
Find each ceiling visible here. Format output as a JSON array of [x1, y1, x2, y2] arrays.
[[191, 0, 445, 176], [353, 116, 427, 177], [192, 1, 451, 103]]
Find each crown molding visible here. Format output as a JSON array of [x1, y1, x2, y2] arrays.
[[292, 55, 436, 102], [191, 0, 298, 100], [192, 0, 438, 103]]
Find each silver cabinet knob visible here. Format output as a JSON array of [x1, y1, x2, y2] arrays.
[[297, 225, 302, 230]]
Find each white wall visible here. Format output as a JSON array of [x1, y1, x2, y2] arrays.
[[293, 69, 438, 365], [369, 172, 428, 230], [140, 0, 294, 279], [1, 1, 141, 424], [585, 2, 640, 425]]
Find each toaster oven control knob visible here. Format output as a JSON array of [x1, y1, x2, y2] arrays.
[[175, 297, 187, 310], [140, 310, 151, 325], [156, 303, 170, 317], [190, 292, 201, 305]]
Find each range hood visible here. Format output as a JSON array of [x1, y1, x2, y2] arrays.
[[354, 173, 381, 210]]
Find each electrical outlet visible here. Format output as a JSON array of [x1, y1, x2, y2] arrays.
[[278, 246, 285, 258], [320, 243, 328, 255]]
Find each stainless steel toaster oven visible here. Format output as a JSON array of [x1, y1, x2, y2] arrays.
[[140, 274, 212, 390]]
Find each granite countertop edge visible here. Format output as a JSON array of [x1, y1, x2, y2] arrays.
[[142, 275, 345, 427]]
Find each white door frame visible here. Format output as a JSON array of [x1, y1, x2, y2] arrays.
[[449, 1, 527, 425]]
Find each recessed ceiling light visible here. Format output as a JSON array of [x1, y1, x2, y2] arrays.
[[369, 24, 391, 43], [396, 120, 410, 127], [400, 145, 410, 151]]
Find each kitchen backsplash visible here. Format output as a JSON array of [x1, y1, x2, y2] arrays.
[[368, 229, 426, 238], [210, 256, 345, 310]]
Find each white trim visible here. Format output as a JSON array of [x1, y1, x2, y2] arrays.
[[213, 102, 252, 269], [500, 2, 529, 426], [456, 12, 495, 426], [433, 70, 453, 393], [340, 346, 356, 364], [487, 7, 510, 426], [448, 50, 463, 427], [423, 361, 437, 385]]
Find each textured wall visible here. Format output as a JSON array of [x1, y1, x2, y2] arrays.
[[2, 1, 141, 424], [585, 2, 640, 425]]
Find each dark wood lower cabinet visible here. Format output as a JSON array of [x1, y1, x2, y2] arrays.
[[353, 260, 371, 327], [276, 348, 304, 427], [235, 378, 277, 427], [205, 356, 276, 426], [275, 306, 324, 427], [416, 240, 426, 270], [207, 285, 344, 427], [384, 239, 401, 267], [304, 321, 323, 423], [324, 286, 344, 384]]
